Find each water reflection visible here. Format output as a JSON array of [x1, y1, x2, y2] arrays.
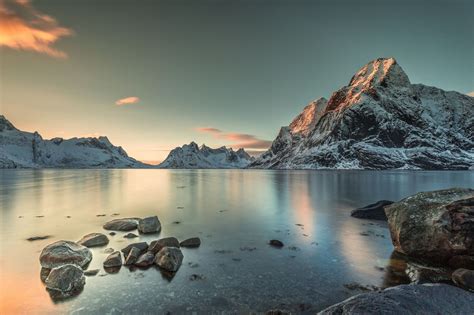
[[0, 169, 472, 313]]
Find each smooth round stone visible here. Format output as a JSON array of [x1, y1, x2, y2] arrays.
[[40, 240, 92, 269], [103, 218, 139, 231], [45, 264, 85, 299], [180, 237, 201, 248], [78, 233, 109, 247]]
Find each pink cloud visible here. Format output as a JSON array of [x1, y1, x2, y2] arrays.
[[115, 96, 140, 106], [196, 127, 271, 150], [0, 0, 73, 58], [195, 127, 222, 134]]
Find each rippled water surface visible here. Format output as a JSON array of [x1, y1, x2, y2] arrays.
[[0, 169, 473, 314]]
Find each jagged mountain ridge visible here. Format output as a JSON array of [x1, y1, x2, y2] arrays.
[[0, 115, 148, 168], [159, 142, 254, 169], [250, 57, 474, 170]]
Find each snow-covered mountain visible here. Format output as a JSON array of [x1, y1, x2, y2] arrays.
[[159, 142, 254, 169], [0, 115, 148, 168], [250, 57, 474, 170]]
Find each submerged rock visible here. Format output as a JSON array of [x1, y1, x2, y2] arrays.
[[84, 269, 100, 276], [124, 247, 141, 266], [138, 216, 161, 234], [135, 251, 155, 267], [180, 237, 201, 248], [155, 247, 184, 272], [40, 240, 92, 269], [269, 240, 284, 248], [318, 283, 474, 314], [121, 242, 148, 256], [385, 188, 474, 263], [45, 264, 85, 299], [103, 218, 139, 231], [123, 233, 138, 239], [350, 200, 394, 220], [78, 233, 109, 247], [27, 235, 51, 241], [452, 268, 474, 291], [103, 251, 122, 268], [149, 237, 180, 253]]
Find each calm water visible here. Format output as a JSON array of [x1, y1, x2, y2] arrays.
[[0, 169, 473, 314]]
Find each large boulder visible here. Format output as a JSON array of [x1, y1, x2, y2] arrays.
[[385, 188, 474, 263], [350, 200, 394, 220], [45, 264, 85, 299], [40, 241, 92, 269], [149, 237, 179, 253], [318, 283, 474, 314], [155, 247, 184, 272], [103, 218, 139, 231], [138, 216, 161, 234], [78, 233, 109, 247]]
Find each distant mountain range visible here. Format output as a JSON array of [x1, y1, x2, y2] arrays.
[[158, 142, 254, 169], [250, 57, 474, 170]]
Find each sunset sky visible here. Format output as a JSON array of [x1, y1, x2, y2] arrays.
[[1, 0, 473, 163]]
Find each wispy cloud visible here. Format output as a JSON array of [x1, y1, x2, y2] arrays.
[[115, 96, 140, 106], [467, 91, 474, 97], [0, 0, 73, 58], [196, 127, 271, 150]]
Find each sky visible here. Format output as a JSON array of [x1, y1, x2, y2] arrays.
[[1, 0, 473, 163]]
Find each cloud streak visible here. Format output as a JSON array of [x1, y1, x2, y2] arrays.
[[196, 127, 271, 150], [0, 0, 73, 58], [468, 91, 474, 97], [116, 96, 140, 106]]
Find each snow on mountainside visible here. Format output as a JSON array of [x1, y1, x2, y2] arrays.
[[0, 115, 148, 168], [250, 57, 474, 170], [159, 142, 254, 169]]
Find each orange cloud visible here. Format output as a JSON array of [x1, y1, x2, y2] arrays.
[[0, 0, 73, 58], [115, 96, 140, 106], [196, 127, 271, 150], [467, 91, 474, 97]]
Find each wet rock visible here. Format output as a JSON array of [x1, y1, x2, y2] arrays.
[[155, 247, 184, 272], [138, 216, 161, 234], [343, 282, 379, 291], [40, 267, 51, 282], [84, 269, 100, 276], [134, 251, 155, 267], [109, 232, 116, 236], [123, 233, 138, 239], [121, 242, 148, 256], [149, 237, 180, 254], [269, 240, 284, 248], [266, 310, 291, 315], [385, 188, 474, 263], [405, 262, 451, 284], [77, 233, 109, 247], [103, 251, 122, 268], [45, 264, 85, 299], [449, 255, 474, 270], [180, 237, 201, 248], [452, 268, 474, 291], [40, 240, 92, 269], [351, 200, 394, 220], [124, 247, 141, 265], [27, 235, 51, 241], [319, 283, 474, 314], [103, 218, 139, 231]]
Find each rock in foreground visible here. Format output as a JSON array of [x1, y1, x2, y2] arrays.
[[103, 251, 122, 268], [121, 242, 149, 256], [138, 216, 161, 234], [45, 264, 85, 299], [452, 269, 474, 292], [180, 237, 201, 248], [350, 200, 394, 220], [78, 233, 109, 247], [318, 283, 474, 314], [40, 240, 92, 269], [385, 188, 474, 263], [155, 247, 184, 272], [103, 218, 139, 231]]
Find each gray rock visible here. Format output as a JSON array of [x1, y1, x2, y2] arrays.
[[180, 237, 201, 248], [452, 268, 474, 291], [121, 242, 148, 256], [124, 247, 141, 265], [123, 233, 138, 239], [269, 240, 284, 248], [385, 188, 474, 263], [405, 262, 451, 284], [45, 264, 85, 299], [40, 267, 51, 282], [134, 251, 155, 267], [318, 283, 474, 314], [103, 251, 122, 268], [84, 269, 100, 276], [155, 247, 184, 272], [103, 218, 140, 231], [27, 235, 51, 241], [40, 240, 92, 269], [77, 233, 109, 247], [149, 237, 180, 254], [350, 200, 394, 220], [449, 255, 474, 270], [138, 216, 161, 234]]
